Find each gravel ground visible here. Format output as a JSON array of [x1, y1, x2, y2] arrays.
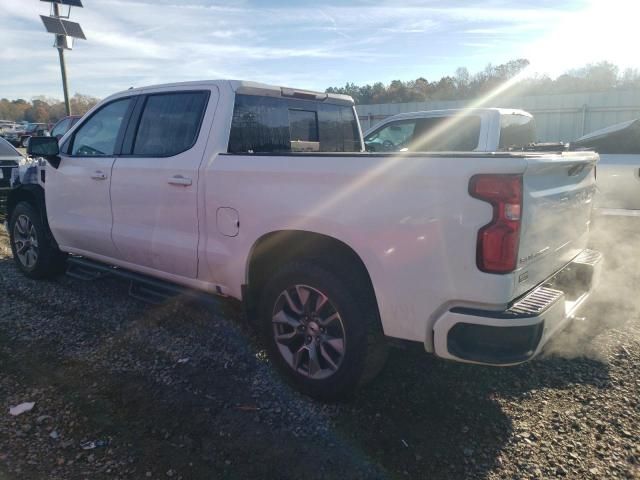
[[0, 222, 639, 480]]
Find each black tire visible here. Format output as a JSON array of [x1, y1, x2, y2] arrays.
[[259, 259, 388, 401], [9, 201, 66, 279]]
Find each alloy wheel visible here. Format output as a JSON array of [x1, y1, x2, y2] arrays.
[[13, 214, 39, 269], [272, 284, 346, 379]]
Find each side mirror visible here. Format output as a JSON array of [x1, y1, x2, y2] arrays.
[[27, 136, 61, 169]]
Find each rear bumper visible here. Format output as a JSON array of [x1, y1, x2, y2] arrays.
[[432, 249, 603, 365]]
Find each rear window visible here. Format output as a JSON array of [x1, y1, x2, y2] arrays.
[[228, 94, 360, 153], [133, 91, 209, 156], [499, 114, 536, 150]]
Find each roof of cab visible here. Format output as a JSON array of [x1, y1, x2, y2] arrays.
[[106, 79, 354, 105]]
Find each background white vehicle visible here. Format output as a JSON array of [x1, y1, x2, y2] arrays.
[[572, 118, 640, 217], [0, 137, 24, 220], [363, 108, 536, 152], [8, 80, 601, 400]]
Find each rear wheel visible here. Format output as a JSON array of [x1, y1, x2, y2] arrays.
[[9, 202, 66, 279], [259, 259, 387, 401]]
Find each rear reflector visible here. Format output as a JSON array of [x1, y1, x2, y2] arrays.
[[470, 174, 523, 273]]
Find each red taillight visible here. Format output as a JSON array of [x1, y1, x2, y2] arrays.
[[469, 174, 523, 274]]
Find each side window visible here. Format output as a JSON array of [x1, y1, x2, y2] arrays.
[[411, 116, 481, 151], [51, 118, 71, 138], [365, 121, 416, 152], [499, 114, 536, 150], [71, 99, 132, 156], [132, 91, 208, 156]]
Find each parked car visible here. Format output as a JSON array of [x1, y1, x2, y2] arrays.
[[0, 122, 21, 139], [0, 137, 24, 219], [363, 108, 536, 152], [8, 80, 602, 400], [5, 123, 51, 148], [572, 118, 640, 217], [50, 115, 82, 140]]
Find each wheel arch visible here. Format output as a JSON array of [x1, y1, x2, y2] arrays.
[[7, 185, 57, 246], [8, 184, 45, 220], [244, 230, 382, 324]]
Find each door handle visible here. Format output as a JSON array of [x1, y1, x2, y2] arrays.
[[168, 175, 192, 186], [91, 171, 107, 180]]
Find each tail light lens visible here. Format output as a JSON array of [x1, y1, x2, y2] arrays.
[[469, 174, 523, 273]]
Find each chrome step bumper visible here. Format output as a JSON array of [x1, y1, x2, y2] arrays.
[[432, 249, 603, 365]]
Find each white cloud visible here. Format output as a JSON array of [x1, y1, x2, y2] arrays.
[[1, 0, 633, 100]]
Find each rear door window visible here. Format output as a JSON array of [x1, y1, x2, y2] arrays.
[[228, 94, 360, 153], [132, 91, 209, 156]]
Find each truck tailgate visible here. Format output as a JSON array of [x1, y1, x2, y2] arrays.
[[515, 151, 598, 296]]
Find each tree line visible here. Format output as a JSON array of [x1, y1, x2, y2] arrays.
[[2, 60, 638, 121], [326, 59, 640, 105], [0, 94, 100, 124]]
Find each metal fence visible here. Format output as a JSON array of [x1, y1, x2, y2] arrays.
[[356, 89, 640, 143]]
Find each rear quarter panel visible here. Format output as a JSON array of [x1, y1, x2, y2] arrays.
[[201, 152, 529, 346]]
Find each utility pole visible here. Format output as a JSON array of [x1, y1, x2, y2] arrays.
[[39, 0, 86, 116], [53, 3, 71, 116]]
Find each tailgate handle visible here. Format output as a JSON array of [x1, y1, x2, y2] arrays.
[[168, 175, 192, 186]]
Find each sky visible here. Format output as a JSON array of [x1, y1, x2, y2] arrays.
[[1, 0, 638, 101]]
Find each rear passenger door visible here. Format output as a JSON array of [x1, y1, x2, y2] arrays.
[[109, 88, 216, 278]]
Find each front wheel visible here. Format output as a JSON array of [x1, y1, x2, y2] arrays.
[[9, 201, 66, 279], [259, 260, 387, 401]]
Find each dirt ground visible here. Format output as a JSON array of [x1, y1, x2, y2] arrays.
[[0, 222, 638, 480]]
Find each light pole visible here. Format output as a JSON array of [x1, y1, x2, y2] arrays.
[[39, 0, 86, 116]]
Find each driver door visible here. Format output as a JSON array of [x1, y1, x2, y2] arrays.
[[46, 96, 135, 258]]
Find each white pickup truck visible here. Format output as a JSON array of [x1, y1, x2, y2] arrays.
[[363, 108, 537, 153], [8, 80, 602, 400]]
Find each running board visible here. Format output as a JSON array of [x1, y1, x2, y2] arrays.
[[66, 261, 109, 281], [65, 256, 228, 308]]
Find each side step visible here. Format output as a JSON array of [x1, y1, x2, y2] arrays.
[[66, 256, 227, 308], [66, 261, 109, 281]]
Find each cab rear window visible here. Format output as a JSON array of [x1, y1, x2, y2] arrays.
[[499, 114, 536, 150], [228, 94, 361, 153]]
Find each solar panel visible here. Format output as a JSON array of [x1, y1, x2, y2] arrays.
[[40, 15, 86, 39], [60, 18, 86, 39], [40, 0, 84, 7], [40, 15, 66, 35]]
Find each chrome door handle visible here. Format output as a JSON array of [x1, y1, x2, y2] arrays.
[[168, 175, 192, 186], [91, 171, 107, 180]]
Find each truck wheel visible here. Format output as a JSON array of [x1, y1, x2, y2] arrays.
[[9, 201, 66, 279], [259, 259, 388, 401]]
